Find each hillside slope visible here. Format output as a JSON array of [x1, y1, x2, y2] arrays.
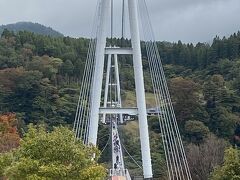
[[0, 22, 63, 37]]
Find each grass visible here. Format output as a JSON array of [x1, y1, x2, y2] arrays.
[[122, 90, 156, 108]]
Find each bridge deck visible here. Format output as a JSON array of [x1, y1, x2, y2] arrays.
[[111, 176, 126, 180]]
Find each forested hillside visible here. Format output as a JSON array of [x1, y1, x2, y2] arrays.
[[0, 22, 64, 37], [0, 29, 240, 179]]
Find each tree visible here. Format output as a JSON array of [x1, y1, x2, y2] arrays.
[[31, 78, 60, 124], [186, 135, 229, 180], [26, 56, 63, 82], [0, 125, 106, 180], [233, 74, 240, 95], [203, 74, 227, 106], [4, 68, 43, 123], [211, 147, 240, 180], [0, 113, 20, 153], [61, 60, 74, 84], [61, 60, 74, 75], [207, 106, 238, 138], [169, 77, 200, 126], [185, 120, 210, 144]]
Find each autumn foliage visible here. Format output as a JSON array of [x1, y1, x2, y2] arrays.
[[0, 113, 20, 153], [0, 125, 106, 179]]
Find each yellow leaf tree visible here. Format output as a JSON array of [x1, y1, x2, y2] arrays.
[[211, 147, 240, 180], [0, 125, 106, 180]]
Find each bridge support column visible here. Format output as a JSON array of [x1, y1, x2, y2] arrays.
[[128, 0, 153, 178], [102, 54, 112, 124], [88, 0, 111, 146], [113, 54, 123, 124]]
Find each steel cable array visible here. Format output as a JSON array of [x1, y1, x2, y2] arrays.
[[138, 0, 192, 179], [73, 0, 102, 144]]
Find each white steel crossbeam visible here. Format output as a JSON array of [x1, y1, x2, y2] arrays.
[[99, 107, 138, 115], [105, 47, 133, 55]]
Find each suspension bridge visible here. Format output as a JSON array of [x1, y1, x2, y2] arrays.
[[73, 0, 192, 179]]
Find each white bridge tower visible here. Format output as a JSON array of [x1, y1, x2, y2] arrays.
[[88, 0, 152, 178], [73, 0, 192, 179]]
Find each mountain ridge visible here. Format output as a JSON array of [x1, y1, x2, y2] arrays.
[[0, 22, 64, 37]]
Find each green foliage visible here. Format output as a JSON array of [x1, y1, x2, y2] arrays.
[[169, 77, 201, 125], [147, 117, 174, 178], [0, 28, 240, 178], [119, 121, 144, 177], [211, 147, 240, 180], [207, 106, 238, 138], [0, 153, 13, 177], [0, 125, 106, 180], [157, 32, 240, 69], [0, 30, 239, 140], [185, 120, 210, 144], [26, 56, 63, 80], [203, 74, 227, 105], [148, 116, 160, 134], [61, 59, 74, 76], [118, 120, 167, 179]]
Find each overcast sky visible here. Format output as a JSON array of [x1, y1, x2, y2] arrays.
[[0, 0, 240, 43]]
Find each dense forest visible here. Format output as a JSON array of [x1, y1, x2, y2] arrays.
[[0, 28, 240, 179]]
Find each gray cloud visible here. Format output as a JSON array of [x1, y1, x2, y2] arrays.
[[147, 0, 240, 43], [0, 0, 240, 43]]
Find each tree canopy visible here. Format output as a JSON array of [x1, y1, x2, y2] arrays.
[[0, 125, 106, 180], [0, 29, 240, 179], [211, 147, 240, 180]]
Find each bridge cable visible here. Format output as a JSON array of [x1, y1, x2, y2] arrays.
[[137, 2, 175, 179], [79, 9, 99, 142], [143, 1, 192, 179], [138, 0, 192, 179], [121, 0, 125, 47], [83, 0, 104, 144], [111, 0, 114, 45], [142, 1, 192, 177], [73, 0, 102, 144], [140, 6, 184, 179], [100, 134, 111, 155], [121, 142, 143, 170], [140, 8, 188, 180]]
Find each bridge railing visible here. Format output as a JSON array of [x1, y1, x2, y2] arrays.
[[109, 169, 131, 180]]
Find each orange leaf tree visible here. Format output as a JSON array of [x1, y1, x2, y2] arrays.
[[0, 113, 20, 153]]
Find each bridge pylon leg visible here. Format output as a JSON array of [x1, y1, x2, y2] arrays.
[[128, 0, 153, 178], [88, 0, 111, 146]]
